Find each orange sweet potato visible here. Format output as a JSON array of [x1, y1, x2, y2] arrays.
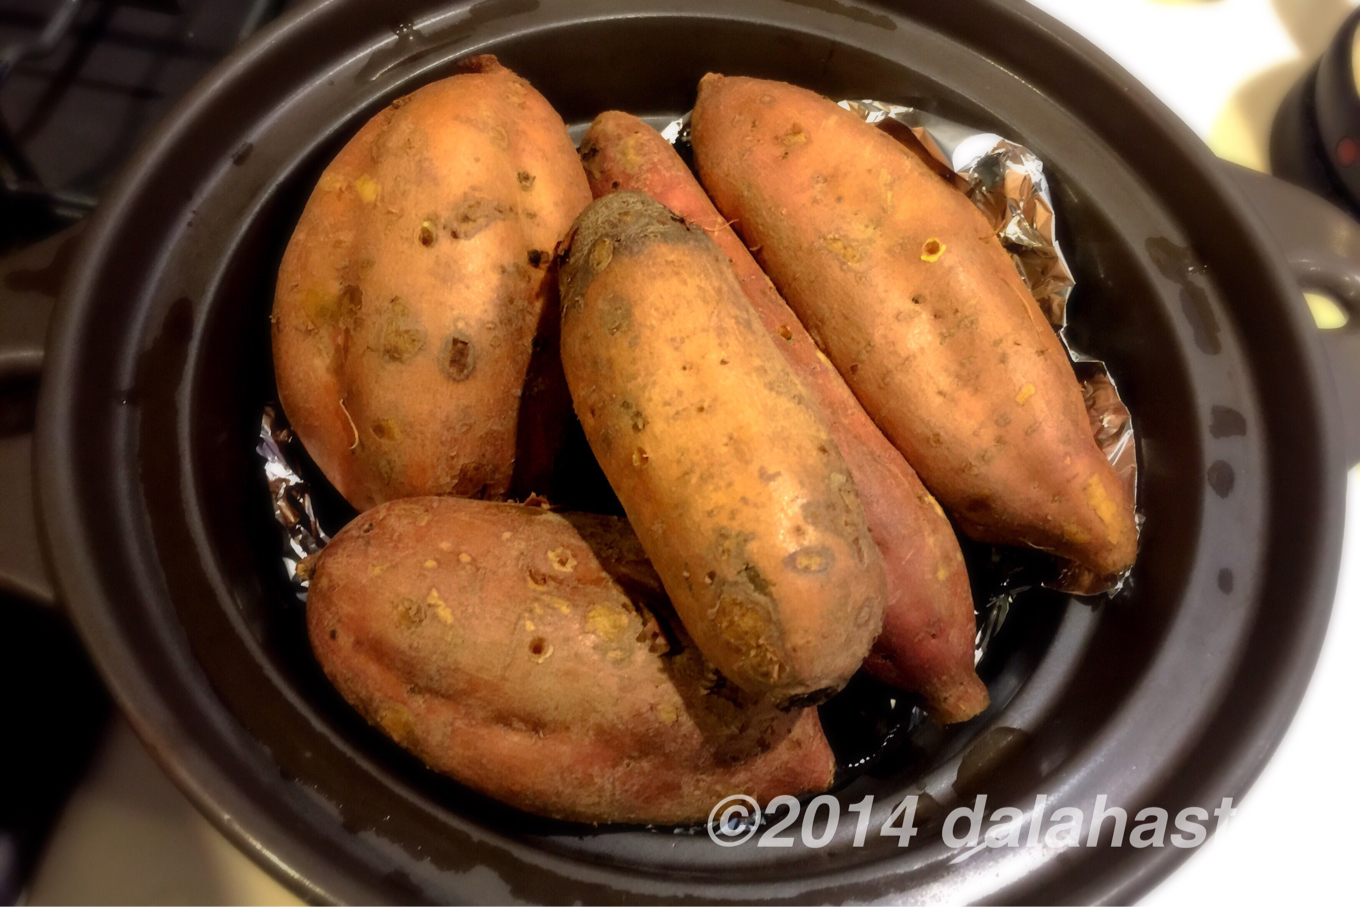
[[579, 112, 985, 722], [557, 191, 887, 704], [272, 56, 590, 510], [691, 75, 1137, 581], [307, 496, 835, 824]]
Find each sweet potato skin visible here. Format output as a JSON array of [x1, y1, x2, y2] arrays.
[[691, 74, 1137, 580], [579, 112, 985, 722], [557, 192, 887, 704], [272, 56, 590, 510], [308, 496, 835, 824]]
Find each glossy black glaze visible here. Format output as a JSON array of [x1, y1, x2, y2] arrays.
[[21, 0, 1360, 903]]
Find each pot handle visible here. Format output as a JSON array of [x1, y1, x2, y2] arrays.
[[0, 227, 80, 607], [1224, 162, 1360, 467]]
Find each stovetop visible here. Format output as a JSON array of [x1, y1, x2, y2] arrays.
[[0, 2, 301, 901], [0, 0, 300, 253]]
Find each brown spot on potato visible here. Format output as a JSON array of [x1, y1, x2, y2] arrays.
[[548, 547, 577, 573], [450, 194, 512, 239], [825, 235, 860, 264], [517, 170, 536, 190], [376, 705, 419, 749], [586, 603, 631, 640], [353, 174, 379, 203], [439, 333, 476, 381], [778, 324, 793, 341], [527, 249, 547, 267], [371, 419, 402, 442], [739, 563, 771, 596], [785, 546, 834, 574], [419, 221, 436, 246], [602, 293, 631, 335], [590, 237, 613, 270], [528, 637, 553, 662], [378, 303, 427, 363], [714, 593, 781, 683], [396, 596, 426, 627], [632, 447, 649, 467]]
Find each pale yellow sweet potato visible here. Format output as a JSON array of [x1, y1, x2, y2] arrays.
[[579, 112, 986, 722], [307, 496, 835, 824], [557, 191, 887, 704], [272, 55, 589, 510], [691, 74, 1136, 580]]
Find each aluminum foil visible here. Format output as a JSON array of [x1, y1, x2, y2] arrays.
[[258, 404, 328, 597]]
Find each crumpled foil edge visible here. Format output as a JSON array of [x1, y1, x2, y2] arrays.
[[259, 404, 328, 598]]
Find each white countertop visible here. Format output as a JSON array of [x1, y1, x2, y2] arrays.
[[25, 1, 1360, 903]]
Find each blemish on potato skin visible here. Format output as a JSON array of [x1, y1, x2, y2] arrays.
[[517, 170, 536, 191], [590, 237, 613, 270], [713, 593, 782, 683], [586, 603, 631, 640], [785, 546, 834, 574], [921, 238, 946, 262], [1015, 383, 1036, 404], [353, 174, 379, 203], [426, 587, 452, 623], [825, 235, 861, 265], [371, 419, 402, 442], [439, 333, 476, 381], [375, 299, 427, 363], [395, 596, 426, 626], [548, 547, 577, 572], [658, 702, 678, 724], [601, 292, 632, 336], [376, 704, 419, 749], [1084, 474, 1123, 533], [449, 194, 512, 239], [528, 636, 552, 662], [632, 447, 649, 467]]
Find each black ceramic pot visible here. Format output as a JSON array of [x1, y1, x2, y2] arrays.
[[1, 0, 1358, 903]]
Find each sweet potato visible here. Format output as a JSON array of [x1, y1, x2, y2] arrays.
[[272, 55, 590, 510], [691, 74, 1137, 580], [307, 496, 835, 824], [579, 112, 985, 722], [557, 191, 887, 704]]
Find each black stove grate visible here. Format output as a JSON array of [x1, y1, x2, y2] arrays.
[[0, 0, 294, 252]]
